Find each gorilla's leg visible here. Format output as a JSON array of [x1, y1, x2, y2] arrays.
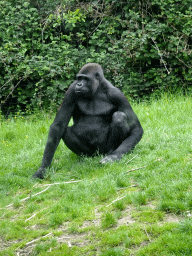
[[107, 111, 130, 151], [62, 127, 93, 156]]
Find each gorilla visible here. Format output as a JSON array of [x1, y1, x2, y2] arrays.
[[33, 63, 143, 179]]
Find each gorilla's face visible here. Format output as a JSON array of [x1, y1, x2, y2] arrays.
[[76, 73, 99, 97]]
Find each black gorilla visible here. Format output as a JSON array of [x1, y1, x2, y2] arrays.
[[33, 63, 143, 179]]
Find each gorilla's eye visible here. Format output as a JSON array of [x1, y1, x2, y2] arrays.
[[77, 76, 82, 81], [77, 76, 89, 82], [95, 72, 100, 80]]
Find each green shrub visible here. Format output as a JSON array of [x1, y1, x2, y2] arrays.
[[1, 0, 192, 115]]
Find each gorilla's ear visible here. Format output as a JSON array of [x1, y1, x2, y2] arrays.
[[95, 72, 100, 80]]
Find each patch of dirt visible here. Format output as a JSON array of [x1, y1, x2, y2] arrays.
[[129, 241, 150, 256], [57, 233, 90, 247], [164, 213, 180, 223], [0, 238, 18, 252], [146, 201, 156, 209], [82, 219, 101, 227], [58, 221, 70, 231], [17, 244, 36, 256], [117, 207, 136, 226]]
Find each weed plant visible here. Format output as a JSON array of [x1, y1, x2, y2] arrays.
[[0, 93, 192, 255]]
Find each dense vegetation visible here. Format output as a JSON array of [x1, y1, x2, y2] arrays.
[[0, 0, 192, 115]]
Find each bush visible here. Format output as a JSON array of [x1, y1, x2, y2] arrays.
[[1, 0, 192, 115]]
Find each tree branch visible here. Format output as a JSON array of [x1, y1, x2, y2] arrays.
[[125, 166, 147, 174]]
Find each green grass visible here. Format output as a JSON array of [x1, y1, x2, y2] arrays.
[[0, 93, 192, 255]]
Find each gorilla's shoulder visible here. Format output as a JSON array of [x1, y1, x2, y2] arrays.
[[105, 81, 123, 96]]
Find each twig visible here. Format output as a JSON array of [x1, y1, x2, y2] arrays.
[[1, 203, 13, 209], [0, 213, 6, 219], [151, 38, 170, 74], [144, 227, 152, 242], [21, 185, 51, 202], [117, 185, 137, 191], [0, 74, 17, 90], [41, 180, 82, 186], [25, 232, 52, 246], [2, 181, 80, 209], [3, 186, 51, 209], [41, 19, 49, 44], [57, 236, 71, 240], [88, 17, 103, 37], [2, 74, 29, 104], [125, 166, 147, 174], [33, 183, 38, 188], [125, 154, 138, 164], [25, 213, 37, 222], [106, 196, 126, 207], [175, 55, 192, 69]]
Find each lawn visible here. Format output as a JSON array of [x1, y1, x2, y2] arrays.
[[0, 93, 192, 255]]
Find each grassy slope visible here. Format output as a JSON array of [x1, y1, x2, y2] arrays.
[[0, 94, 192, 255]]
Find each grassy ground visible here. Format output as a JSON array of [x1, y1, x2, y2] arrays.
[[0, 93, 192, 256]]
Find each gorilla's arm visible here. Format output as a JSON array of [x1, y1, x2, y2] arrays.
[[33, 84, 76, 179], [100, 87, 143, 163]]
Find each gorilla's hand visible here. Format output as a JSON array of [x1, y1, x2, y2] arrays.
[[100, 154, 120, 164], [32, 168, 46, 179]]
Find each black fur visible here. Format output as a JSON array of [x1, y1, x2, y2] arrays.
[[33, 63, 143, 179]]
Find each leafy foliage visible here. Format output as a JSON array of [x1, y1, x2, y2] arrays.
[[0, 0, 192, 115]]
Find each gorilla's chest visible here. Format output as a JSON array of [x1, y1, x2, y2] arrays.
[[77, 97, 115, 116]]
